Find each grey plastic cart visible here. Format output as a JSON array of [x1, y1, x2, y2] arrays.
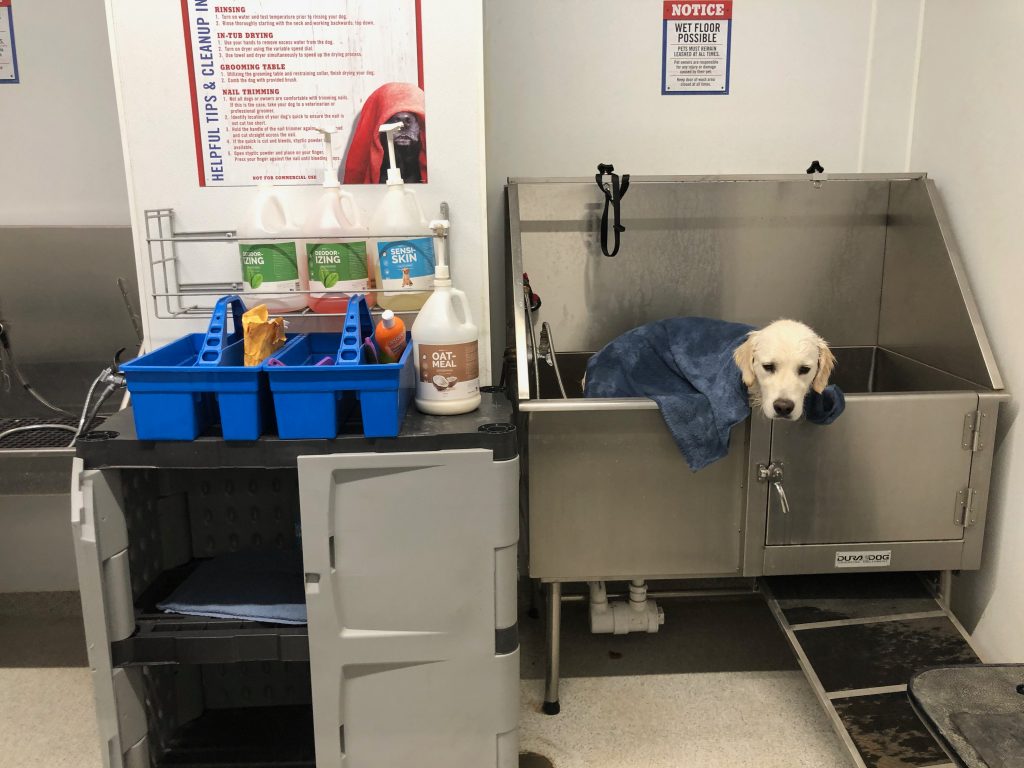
[[72, 395, 519, 768]]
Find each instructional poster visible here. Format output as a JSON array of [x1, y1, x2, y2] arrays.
[[0, 0, 18, 84], [661, 1, 732, 95], [181, 0, 424, 186]]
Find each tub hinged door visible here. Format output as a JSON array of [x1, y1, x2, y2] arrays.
[[765, 392, 977, 547]]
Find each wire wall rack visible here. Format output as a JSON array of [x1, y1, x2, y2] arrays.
[[144, 204, 451, 323]]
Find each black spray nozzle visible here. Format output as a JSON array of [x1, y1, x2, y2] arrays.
[[595, 162, 630, 257], [522, 273, 542, 312]]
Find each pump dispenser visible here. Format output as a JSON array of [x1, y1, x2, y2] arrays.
[[411, 220, 480, 415], [369, 122, 434, 312], [300, 126, 372, 313]]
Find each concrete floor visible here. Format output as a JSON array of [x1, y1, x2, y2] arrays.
[[0, 593, 102, 768], [0, 589, 851, 767], [520, 674, 848, 768], [517, 591, 851, 768]]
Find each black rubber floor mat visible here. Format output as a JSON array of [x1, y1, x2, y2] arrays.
[[797, 616, 978, 693], [770, 573, 939, 625], [833, 692, 950, 768], [764, 574, 975, 768]]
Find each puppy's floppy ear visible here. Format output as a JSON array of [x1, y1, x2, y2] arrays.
[[733, 332, 757, 388], [812, 339, 836, 393]]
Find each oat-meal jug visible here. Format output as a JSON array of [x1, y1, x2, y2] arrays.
[[411, 221, 480, 415]]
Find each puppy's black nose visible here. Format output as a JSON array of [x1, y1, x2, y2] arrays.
[[773, 399, 795, 417]]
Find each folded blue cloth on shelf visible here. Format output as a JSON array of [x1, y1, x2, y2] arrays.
[[157, 549, 306, 625], [584, 317, 845, 471]]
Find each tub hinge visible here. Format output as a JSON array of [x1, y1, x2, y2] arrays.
[[962, 410, 985, 452], [955, 487, 977, 528]]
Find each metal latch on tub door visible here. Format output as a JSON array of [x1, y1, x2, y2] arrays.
[[757, 462, 791, 515]]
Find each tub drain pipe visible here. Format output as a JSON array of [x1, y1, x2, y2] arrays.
[[588, 580, 665, 635]]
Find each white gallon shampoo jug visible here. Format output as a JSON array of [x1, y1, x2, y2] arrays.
[[369, 121, 434, 312], [300, 127, 372, 313], [238, 185, 305, 313], [411, 221, 480, 415]]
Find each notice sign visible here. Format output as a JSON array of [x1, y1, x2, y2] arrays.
[[0, 0, 18, 84], [662, 1, 732, 95], [181, 1, 424, 187]]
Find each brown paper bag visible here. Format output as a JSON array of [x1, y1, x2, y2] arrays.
[[242, 304, 286, 367]]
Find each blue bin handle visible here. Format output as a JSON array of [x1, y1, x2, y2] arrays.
[[336, 294, 373, 366], [197, 295, 246, 366]]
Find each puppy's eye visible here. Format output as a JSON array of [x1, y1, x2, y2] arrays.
[[762, 363, 776, 374], [798, 365, 811, 375]]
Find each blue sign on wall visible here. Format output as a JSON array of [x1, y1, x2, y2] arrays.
[[0, 0, 19, 85]]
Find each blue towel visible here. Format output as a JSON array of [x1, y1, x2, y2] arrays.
[[584, 317, 845, 471], [158, 549, 307, 625]]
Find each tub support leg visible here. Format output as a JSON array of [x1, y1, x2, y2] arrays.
[[938, 570, 953, 610], [543, 582, 561, 715]]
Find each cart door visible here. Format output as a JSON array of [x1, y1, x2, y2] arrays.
[[765, 393, 976, 547], [71, 460, 149, 768], [298, 449, 520, 768]]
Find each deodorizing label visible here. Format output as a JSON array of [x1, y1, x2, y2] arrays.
[[239, 242, 300, 292], [378, 237, 434, 296], [306, 241, 369, 293], [418, 342, 479, 400]]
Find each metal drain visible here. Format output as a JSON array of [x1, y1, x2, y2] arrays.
[[0, 417, 100, 450]]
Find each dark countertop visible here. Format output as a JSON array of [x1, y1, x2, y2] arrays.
[[77, 391, 517, 469]]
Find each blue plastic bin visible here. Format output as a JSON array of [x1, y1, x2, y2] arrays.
[[265, 295, 414, 438], [122, 296, 269, 441]]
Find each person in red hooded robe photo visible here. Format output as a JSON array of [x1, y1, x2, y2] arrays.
[[342, 82, 427, 184]]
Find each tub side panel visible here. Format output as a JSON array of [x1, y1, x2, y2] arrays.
[[878, 180, 1002, 389], [527, 410, 746, 580]]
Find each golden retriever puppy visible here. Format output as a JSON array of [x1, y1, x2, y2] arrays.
[[732, 319, 835, 420]]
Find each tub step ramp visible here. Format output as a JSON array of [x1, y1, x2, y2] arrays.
[[764, 574, 977, 768]]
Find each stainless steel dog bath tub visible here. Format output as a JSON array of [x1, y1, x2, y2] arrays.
[[519, 347, 1003, 580], [507, 175, 1007, 581]]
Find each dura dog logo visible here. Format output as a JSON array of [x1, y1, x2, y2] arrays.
[[834, 550, 892, 568]]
